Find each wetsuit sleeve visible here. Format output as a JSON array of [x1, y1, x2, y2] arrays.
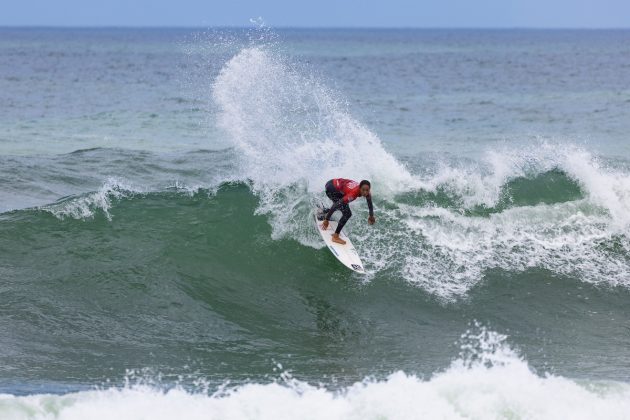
[[325, 200, 344, 221], [367, 195, 374, 217]]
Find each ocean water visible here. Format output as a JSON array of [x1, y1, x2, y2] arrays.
[[1, 27, 630, 419]]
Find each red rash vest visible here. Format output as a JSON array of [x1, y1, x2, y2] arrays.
[[332, 178, 365, 203]]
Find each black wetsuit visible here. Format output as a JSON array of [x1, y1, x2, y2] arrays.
[[324, 179, 374, 234]]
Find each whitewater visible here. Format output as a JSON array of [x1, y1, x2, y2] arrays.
[[2, 328, 629, 420]]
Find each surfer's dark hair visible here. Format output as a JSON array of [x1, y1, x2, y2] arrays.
[[359, 180, 371, 188]]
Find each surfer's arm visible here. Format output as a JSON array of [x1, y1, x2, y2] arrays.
[[366, 195, 375, 225]]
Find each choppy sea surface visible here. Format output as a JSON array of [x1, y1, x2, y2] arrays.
[[1, 27, 630, 419]]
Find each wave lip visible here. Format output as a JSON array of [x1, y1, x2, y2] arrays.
[[39, 178, 141, 221], [1, 328, 628, 420]]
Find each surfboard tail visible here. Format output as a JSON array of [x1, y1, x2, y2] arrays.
[[313, 212, 365, 274]]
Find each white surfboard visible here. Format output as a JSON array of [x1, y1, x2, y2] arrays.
[[314, 209, 365, 273]]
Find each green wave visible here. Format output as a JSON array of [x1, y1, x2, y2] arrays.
[[1, 182, 629, 386]]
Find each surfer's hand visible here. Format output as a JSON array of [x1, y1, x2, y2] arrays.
[[368, 216, 376, 225], [321, 220, 329, 230]]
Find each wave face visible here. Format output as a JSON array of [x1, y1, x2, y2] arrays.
[[1, 328, 629, 420]]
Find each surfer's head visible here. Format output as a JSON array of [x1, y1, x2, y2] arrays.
[[359, 180, 371, 197]]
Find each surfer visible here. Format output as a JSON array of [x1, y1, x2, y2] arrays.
[[321, 178, 375, 245]]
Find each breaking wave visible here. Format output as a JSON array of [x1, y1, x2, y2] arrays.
[[1, 327, 628, 420], [210, 46, 630, 298]]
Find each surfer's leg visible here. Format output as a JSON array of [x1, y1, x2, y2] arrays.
[[325, 180, 343, 214], [335, 205, 352, 234]]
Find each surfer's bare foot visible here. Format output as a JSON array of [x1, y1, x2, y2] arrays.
[[331, 233, 346, 245], [321, 220, 329, 230]]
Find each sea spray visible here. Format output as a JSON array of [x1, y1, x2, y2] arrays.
[[212, 46, 414, 243]]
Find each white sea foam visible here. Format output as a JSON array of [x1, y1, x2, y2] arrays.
[[1, 327, 628, 420], [370, 145, 630, 298], [420, 144, 629, 294], [420, 142, 630, 226]]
